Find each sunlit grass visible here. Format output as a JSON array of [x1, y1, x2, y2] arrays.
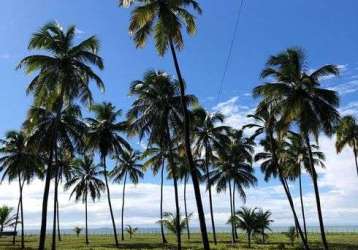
[[1, 232, 357, 249]]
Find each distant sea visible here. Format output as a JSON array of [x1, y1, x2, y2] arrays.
[[23, 226, 358, 235]]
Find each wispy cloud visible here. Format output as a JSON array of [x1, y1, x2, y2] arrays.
[[0, 53, 11, 59], [330, 79, 358, 95]]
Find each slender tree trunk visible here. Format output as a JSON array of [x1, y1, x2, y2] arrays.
[[184, 176, 190, 240], [233, 182, 239, 240], [160, 161, 167, 244], [57, 200, 61, 241], [13, 180, 21, 245], [228, 181, 235, 244], [17, 176, 25, 249], [205, 147, 217, 244], [248, 232, 251, 248], [169, 38, 210, 250], [353, 144, 358, 176], [51, 165, 59, 250], [304, 135, 328, 250], [121, 172, 127, 241], [85, 193, 89, 245], [39, 148, 54, 250], [262, 228, 265, 244], [299, 168, 308, 242], [102, 156, 119, 246]]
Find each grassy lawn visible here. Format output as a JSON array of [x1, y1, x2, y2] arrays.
[[0, 233, 357, 249]]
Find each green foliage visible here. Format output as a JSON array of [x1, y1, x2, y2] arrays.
[[0, 205, 17, 232], [157, 212, 192, 235], [284, 226, 297, 246], [73, 226, 82, 237], [125, 225, 138, 239]]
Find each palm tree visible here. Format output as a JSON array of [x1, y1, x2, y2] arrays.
[[73, 227, 82, 238], [232, 207, 258, 248], [0, 130, 43, 248], [86, 102, 130, 246], [142, 145, 168, 244], [65, 155, 105, 244], [121, 1, 209, 247], [285, 226, 297, 246], [254, 48, 340, 249], [335, 115, 358, 175], [158, 212, 192, 236], [255, 209, 273, 244], [192, 107, 230, 244], [111, 149, 144, 241], [125, 225, 138, 239], [127, 70, 197, 249], [18, 22, 104, 250], [0, 206, 17, 233], [208, 138, 257, 244]]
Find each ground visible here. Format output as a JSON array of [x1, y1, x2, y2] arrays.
[[0, 233, 357, 249]]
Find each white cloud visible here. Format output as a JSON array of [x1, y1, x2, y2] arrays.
[[0, 53, 10, 59], [330, 79, 358, 95]]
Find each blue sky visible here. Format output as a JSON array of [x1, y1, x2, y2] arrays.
[[0, 0, 358, 228]]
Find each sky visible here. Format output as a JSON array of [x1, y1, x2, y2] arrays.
[[0, 0, 358, 230]]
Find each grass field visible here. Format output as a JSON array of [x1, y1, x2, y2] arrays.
[[1, 233, 358, 249]]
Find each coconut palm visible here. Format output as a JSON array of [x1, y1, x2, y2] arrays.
[[255, 209, 273, 244], [73, 227, 82, 237], [65, 154, 105, 244], [125, 225, 138, 239], [192, 107, 230, 244], [18, 22, 104, 250], [127, 70, 197, 249], [111, 149, 144, 241], [232, 207, 258, 248], [158, 212, 192, 236], [86, 102, 130, 246], [208, 138, 257, 244], [0, 130, 43, 248], [142, 145, 168, 244], [254, 48, 340, 249], [121, 1, 209, 247], [335, 115, 358, 176], [285, 226, 297, 246], [0, 206, 17, 233]]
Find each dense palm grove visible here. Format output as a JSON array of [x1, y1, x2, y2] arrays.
[[0, 1, 357, 250]]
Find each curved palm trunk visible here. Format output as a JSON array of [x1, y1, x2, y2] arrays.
[[121, 172, 127, 241], [102, 156, 119, 247], [51, 169, 59, 250], [304, 135, 328, 250], [353, 144, 358, 176], [228, 181, 235, 244], [12, 180, 21, 245], [299, 168, 308, 241], [169, 38, 210, 250], [233, 182, 238, 240], [39, 148, 54, 250], [57, 200, 61, 241], [183, 176, 190, 240], [160, 161, 167, 244], [204, 148, 217, 244], [85, 192, 89, 245]]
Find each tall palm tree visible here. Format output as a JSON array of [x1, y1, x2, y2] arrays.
[[335, 115, 358, 175], [86, 102, 130, 246], [254, 48, 340, 249], [255, 209, 273, 244], [0, 206, 17, 233], [208, 139, 257, 244], [192, 107, 230, 244], [142, 145, 168, 244], [111, 149, 144, 241], [127, 70, 197, 249], [121, 1, 210, 247], [18, 22, 104, 250], [65, 155, 105, 244], [246, 106, 309, 249], [0, 130, 43, 248]]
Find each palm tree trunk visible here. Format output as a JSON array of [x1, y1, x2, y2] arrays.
[[262, 228, 265, 244], [183, 176, 190, 240], [205, 148, 217, 244], [121, 172, 127, 241], [85, 192, 89, 245], [304, 135, 328, 250], [12, 179, 21, 245], [169, 38, 210, 250], [51, 168, 59, 250], [299, 168, 308, 241], [102, 155, 119, 247], [160, 161, 167, 244], [228, 180, 235, 244], [57, 200, 61, 241], [248, 232, 251, 248], [20, 181, 24, 249], [353, 144, 358, 176], [233, 182, 238, 240], [39, 148, 54, 250]]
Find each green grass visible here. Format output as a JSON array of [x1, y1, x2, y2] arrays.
[[0, 233, 358, 249]]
